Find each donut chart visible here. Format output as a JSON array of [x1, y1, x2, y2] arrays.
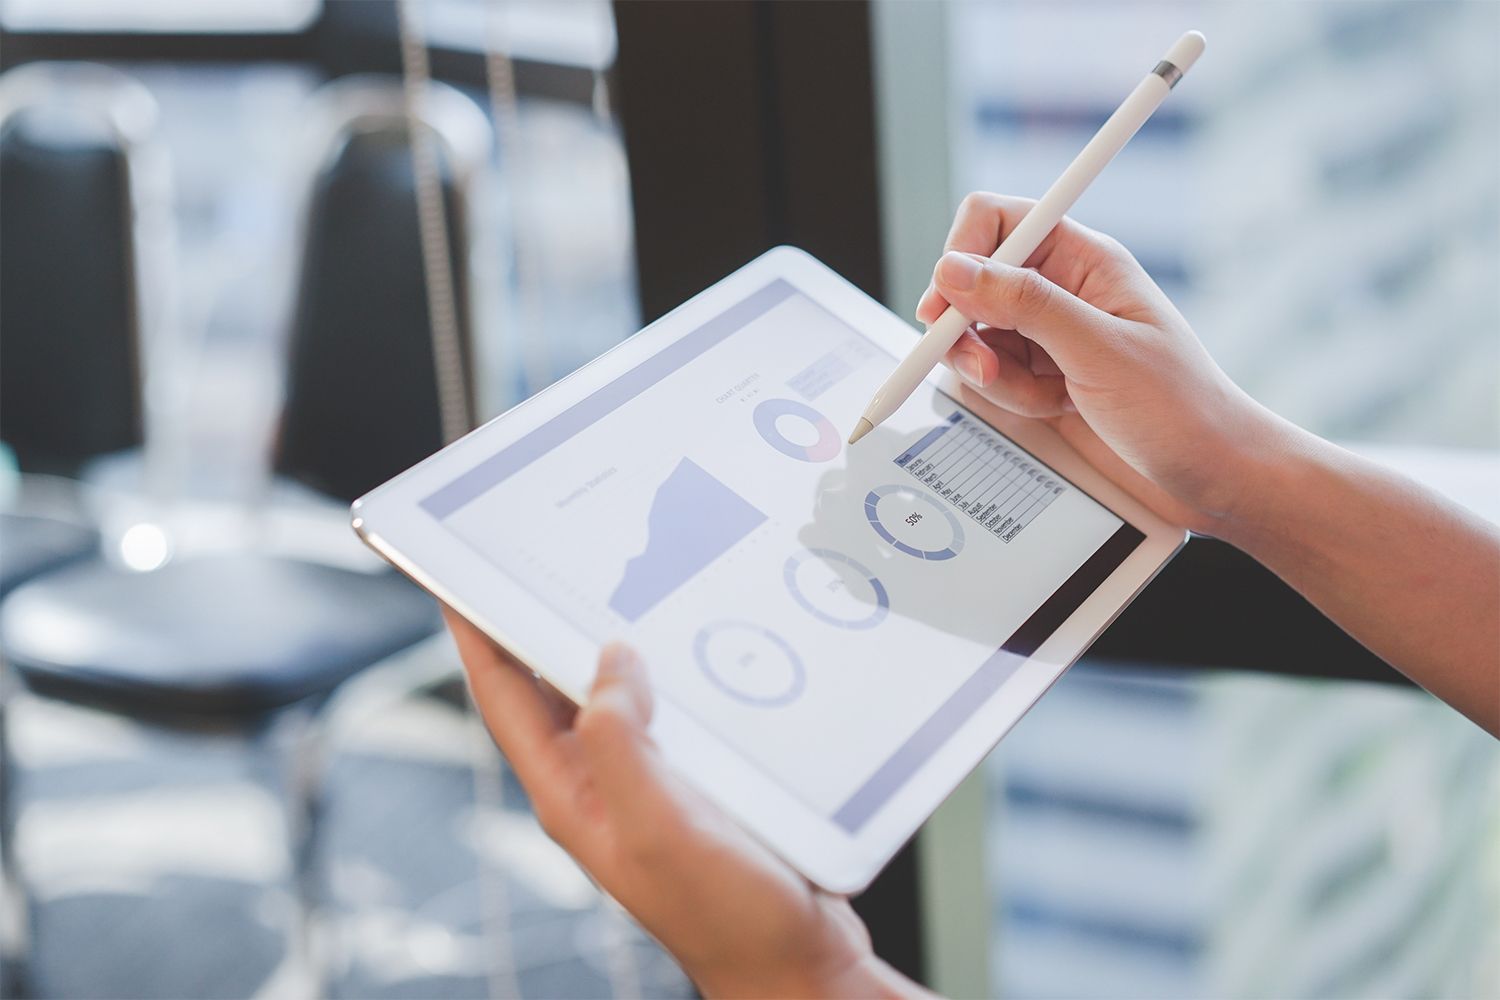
[[784, 548, 889, 630], [694, 621, 806, 707], [752, 398, 841, 463], [865, 484, 966, 560]]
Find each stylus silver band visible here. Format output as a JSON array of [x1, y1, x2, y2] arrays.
[[1152, 60, 1184, 89]]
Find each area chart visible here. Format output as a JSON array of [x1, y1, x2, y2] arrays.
[[608, 459, 767, 621]]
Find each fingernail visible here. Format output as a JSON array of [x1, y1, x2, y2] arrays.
[[937, 252, 983, 291], [595, 642, 652, 722], [598, 642, 636, 680], [955, 351, 985, 386]]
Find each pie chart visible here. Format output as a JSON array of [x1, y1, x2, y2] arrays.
[[784, 548, 889, 629], [864, 484, 965, 560], [694, 621, 806, 707], [752, 398, 841, 463]]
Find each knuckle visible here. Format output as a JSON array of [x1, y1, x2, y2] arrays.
[[1098, 235, 1139, 272], [576, 704, 626, 754], [1023, 380, 1061, 418], [1012, 379, 1042, 415], [995, 373, 1042, 417], [958, 190, 992, 216], [1086, 230, 1143, 277], [1091, 231, 1127, 258], [948, 191, 999, 246], [1008, 267, 1055, 318], [989, 387, 1031, 419]]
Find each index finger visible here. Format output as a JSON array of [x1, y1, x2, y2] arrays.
[[442, 606, 575, 793], [941, 192, 1116, 295], [918, 192, 1063, 325]]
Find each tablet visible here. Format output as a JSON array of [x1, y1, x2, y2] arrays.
[[351, 247, 1185, 893]]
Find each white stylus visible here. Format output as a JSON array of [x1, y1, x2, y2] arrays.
[[848, 30, 1206, 445]]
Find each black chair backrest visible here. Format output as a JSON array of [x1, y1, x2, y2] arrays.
[[274, 121, 475, 504], [0, 106, 143, 474]]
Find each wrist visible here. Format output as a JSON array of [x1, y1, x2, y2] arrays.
[[812, 952, 925, 999], [1205, 404, 1314, 550], [694, 951, 920, 1000]]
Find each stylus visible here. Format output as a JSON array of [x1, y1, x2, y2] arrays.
[[847, 30, 1206, 446]]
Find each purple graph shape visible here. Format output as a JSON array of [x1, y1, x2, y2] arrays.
[[608, 459, 767, 622]]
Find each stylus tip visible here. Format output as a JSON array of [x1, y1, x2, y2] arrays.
[[847, 418, 874, 446]]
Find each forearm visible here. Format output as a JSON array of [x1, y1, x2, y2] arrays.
[[1214, 411, 1500, 735], [695, 952, 931, 1000]]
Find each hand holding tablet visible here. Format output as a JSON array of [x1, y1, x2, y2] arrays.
[[447, 612, 918, 999], [352, 246, 1186, 891]]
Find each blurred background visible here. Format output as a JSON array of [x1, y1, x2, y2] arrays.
[[0, 1, 1495, 998]]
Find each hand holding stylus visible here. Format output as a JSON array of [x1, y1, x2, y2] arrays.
[[848, 30, 1206, 445], [913, 192, 1265, 534], [915, 191, 1499, 735]]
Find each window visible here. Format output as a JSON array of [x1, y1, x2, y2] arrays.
[[0, 0, 320, 34], [892, 2, 1500, 995]]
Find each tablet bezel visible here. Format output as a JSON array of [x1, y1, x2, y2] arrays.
[[352, 246, 1187, 893]]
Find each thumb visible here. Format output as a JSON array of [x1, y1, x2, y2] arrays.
[[576, 643, 674, 829], [589, 641, 654, 728], [932, 251, 1117, 363]]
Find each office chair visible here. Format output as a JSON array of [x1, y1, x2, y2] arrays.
[[0, 63, 145, 600], [0, 68, 147, 476], [0, 64, 153, 992], [0, 74, 490, 991], [0, 514, 98, 600], [277, 96, 479, 503]]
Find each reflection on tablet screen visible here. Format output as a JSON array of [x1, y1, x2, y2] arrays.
[[421, 280, 1143, 831]]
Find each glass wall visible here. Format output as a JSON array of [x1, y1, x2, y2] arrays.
[[938, 3, 1500, 997]]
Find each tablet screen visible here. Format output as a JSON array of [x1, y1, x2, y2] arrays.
[[421, 279, 1143, 832]]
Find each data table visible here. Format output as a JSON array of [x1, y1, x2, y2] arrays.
[[894, 411, 1066, 543]]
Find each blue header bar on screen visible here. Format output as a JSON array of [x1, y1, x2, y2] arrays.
[[421, 279, 797, 519]]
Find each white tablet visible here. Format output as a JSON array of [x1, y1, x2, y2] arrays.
[[351, 247, 1185, 893]]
